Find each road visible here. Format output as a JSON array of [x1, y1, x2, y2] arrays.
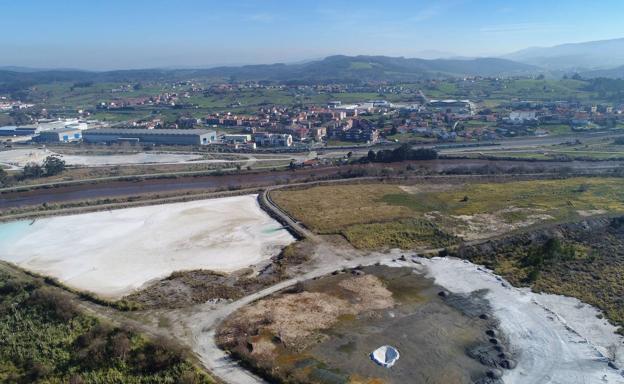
[[317, 130, 624, 158], [260, 187, 318, 240]]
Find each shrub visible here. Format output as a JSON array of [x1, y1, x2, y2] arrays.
[[362, 144, 438, 164], [523, 238, 576, 268], [0, 167, 10, 187], [42, 155, 66, 176], [21, 163, 44, 179], [27, 288, 78, 322]]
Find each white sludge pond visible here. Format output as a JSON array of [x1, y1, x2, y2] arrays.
[[0, 195, 295, 299]]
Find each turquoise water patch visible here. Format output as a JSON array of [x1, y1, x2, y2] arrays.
[[0, 220, 31, 244], [262, 225, 285, 234]]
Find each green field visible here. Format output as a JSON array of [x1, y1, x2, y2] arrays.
[[448, 138, 624, 160], [424, 78, 601, 104]]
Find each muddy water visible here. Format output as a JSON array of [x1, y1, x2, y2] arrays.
[[305, 266, 499, 384]]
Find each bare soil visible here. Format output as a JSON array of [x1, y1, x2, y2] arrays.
[[125, 240, 313, 309], [216, 266, 511, 384]]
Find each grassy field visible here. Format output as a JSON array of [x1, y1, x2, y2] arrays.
[[423, 78, 600, 104], [447, 140, 624, 160], [0, 268, 212, 384], [271, 178, 624, 248]]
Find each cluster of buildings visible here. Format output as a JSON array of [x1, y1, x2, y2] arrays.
[[8, 78, 624, 150], [494, 101, 624, 136], [82, 128, 217, 146], [80, 128, 294, 149], [97, 91, 190, 110], [0, 117, 295, 148], [0, 119, 92, 143], [367, 98, 624, 142], [0, 97, 34, 111], [203, 101, 389, 145]]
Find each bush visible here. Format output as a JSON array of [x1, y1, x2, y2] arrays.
[[0, 273, 212, 383], [523, 238, 576, 268], [362, 144, 438, 164], [21, 163, 44, 179], [0, 167, 10, 187], [19, 155, 66, 180], [613, 137, 624, 145], [133, 337, 185, 373], [27, 288, 79, 322], [43, 155, 66, 176]]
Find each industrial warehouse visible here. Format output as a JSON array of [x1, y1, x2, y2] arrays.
[[82, 128, 217, 145]]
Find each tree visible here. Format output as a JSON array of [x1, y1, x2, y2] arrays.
[[9, 110, 32, 126], [22, 163, 44, 179], [0, 167, 9, 187], [367, 150, 376, 162], [43, 155, 66, 176], [392, 143, 411, 161], [363, 145, 438, 164], [377, 115, 386, 129]]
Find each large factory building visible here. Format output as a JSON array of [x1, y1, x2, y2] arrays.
[[83, 128, 217, 146]]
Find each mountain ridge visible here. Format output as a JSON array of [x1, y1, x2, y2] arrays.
[[0, 55, 540, 90], [504, 37, 624, 70]]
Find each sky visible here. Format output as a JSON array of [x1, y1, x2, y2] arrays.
[[2, 0, 624, 70]]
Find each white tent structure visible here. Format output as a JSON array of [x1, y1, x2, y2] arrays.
[[370, 345, 400, 368]]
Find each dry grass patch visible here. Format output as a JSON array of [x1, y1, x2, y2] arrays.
[[272, 178, 624, 247], [216, 273, 394, 352], [271, 184, 409, 233]]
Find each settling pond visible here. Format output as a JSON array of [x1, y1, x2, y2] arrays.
[[0, 195, 295, 299]]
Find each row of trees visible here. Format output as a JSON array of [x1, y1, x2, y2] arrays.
[[0, 155, 67, 187], [21, 155, 66, 180], [363, 144, 438, 163]]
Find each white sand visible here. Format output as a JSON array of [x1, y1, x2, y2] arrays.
[[400, 257, 624, 383], [0, 195, 295, 299]]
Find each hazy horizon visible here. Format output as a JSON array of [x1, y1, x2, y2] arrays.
[[3, 0, 624, 70]]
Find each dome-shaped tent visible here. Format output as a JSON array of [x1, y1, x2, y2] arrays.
[[370, 345, 400, 368]]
